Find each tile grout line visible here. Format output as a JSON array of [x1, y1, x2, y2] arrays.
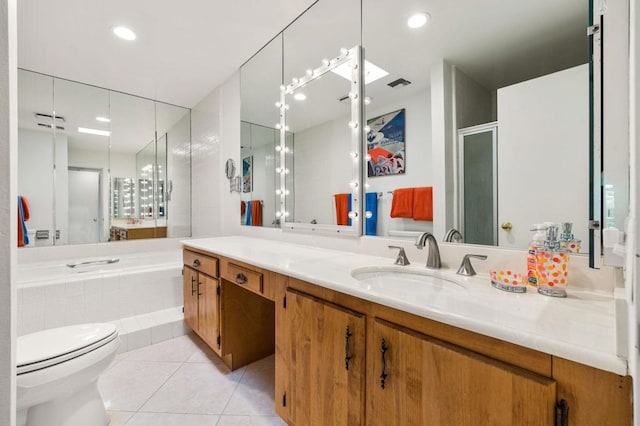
[[214, 364, 251, 425]]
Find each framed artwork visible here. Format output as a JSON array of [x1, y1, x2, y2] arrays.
[[366, 108, 406, 177], [242, 156, 252, 193]]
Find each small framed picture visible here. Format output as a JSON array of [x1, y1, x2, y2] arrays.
[[242, 156, 252, 193], [366, 108, 406, 177]]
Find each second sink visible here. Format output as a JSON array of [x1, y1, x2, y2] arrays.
[[350, 265, 466, 293]]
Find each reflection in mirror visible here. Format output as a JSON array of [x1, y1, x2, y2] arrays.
[[17, 70, 55, 247], [362, 0, 591, 252], [17, 69, 192, 246], [280, 46, 362, 234], [240, 34, 283, 228]]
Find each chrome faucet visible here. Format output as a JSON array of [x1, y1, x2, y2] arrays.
[[456, 254, 487, 276], [388, 245, 410, 266], [415, 232, 441, 269]]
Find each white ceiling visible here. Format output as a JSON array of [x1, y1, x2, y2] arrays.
[[17, 0, 316, 108]]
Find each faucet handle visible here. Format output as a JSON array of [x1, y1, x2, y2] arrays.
[[457, 254, 487, 276], [388, 245, 410, 266]]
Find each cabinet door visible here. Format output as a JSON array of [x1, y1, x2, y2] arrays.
[[183, 266, 199, 331], [287, 289, 365, 426], [368, 319, 556, 426], [198, 273, 221, 354]]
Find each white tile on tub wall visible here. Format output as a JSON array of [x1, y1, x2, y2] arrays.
[[22, 286, 44, 305], [44, 282, 66, 300], [66, 280, 85, 298], [127, 328, 152, 351], [84, 276, 104, 297], [151, 323, 174, 344], [20, 302, 46, 335], [44, 298, 66, 329]]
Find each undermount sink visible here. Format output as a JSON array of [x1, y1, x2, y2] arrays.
[[350, 265, 466, 292]]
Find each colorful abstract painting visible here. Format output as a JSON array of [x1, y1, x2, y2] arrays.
[[366, 108, 405, 177], [242, 156, 252, 193]]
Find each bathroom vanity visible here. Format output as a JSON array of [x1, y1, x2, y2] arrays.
[[182, 237, 632, 425]]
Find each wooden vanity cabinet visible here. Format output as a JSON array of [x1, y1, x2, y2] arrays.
[[183, 251, 221, 355], [285, 289, 365, 426], [368, 318, 556, 426]]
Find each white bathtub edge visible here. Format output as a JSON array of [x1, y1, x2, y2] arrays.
[[110, 306, 187, 353]]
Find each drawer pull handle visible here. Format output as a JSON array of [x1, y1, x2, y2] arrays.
[[345, 326, 353, 371], [193, 259, 201, 267], [191, 276, 196, 296], [380, 338, 388, 389], [235, 273, 248, 284], [197, 280, 203, 296]]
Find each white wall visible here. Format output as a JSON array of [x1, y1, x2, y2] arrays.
[[166, 112, 192, 237], [190, 72, 241, 237], [17, 129, 68, 245], [1, 1, 18, 423], [366, 89, 433, 237], [497, 64, 589, 249]]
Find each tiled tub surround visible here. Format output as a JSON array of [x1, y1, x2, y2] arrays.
[[184, 236, 627, 375], [16, 250, 186, 352]]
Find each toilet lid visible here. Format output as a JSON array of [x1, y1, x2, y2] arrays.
[[17, 323, 118, 375]]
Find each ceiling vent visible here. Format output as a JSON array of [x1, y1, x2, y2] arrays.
[[35, 112, 66, 122], [37, 123, 65, 131], [387, 78, 411, 88]]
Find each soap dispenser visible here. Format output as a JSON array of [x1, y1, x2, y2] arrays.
[[559, 222, 581, 253], [526, 224, 547, 287], [536, 224, 569, 297]]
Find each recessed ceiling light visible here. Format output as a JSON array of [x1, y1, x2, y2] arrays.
[[95, 116, 111, 123], [78, 127, 111, 137], [113, 26, 136, 41], [331, 60, 389, 85], [407, 12, 430, 29], [293, 93, 307, 101]]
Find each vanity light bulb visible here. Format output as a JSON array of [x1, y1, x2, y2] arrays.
[[322, 58, 330, 66], [275, 101, 282, 108], [279, 85, 286, 91], [306, 69, 313, 76], [348, 121, 358, 129], [350, 151, 358, 159], [349, 181, 358, 189], [275, 123, 282, 129], [276, 167, 282, 173], [364, 126, 371, 132], [364, 97, 372, 105], [285, 190, 290, 195], [340, 47, 348, 56], [283, 147, 290, 153], [284, 126, 290, 131], [292, 77, 299, 84], [275, 211, 282, 218], [349, 92, 358, 100], [365, 154, 371, 161], [365, 211, 373, 219], [284, 104, 290, 110], [275, 145, 282, 152], [284, 211, 290, 217], [276, 189, 282, 195], [365, 183, 371, 189], [284, 168, 290, 174], [348, 211, 358, 219]]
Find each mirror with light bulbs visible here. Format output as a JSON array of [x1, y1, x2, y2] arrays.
[[277, 46, 363, 235]]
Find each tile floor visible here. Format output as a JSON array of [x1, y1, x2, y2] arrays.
[[99, 333, 286, 425]]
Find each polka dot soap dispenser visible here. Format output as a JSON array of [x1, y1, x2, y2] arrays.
[[536, 223, 570, 297]]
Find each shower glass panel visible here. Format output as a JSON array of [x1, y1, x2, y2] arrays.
[[458, 124, 497, 246]]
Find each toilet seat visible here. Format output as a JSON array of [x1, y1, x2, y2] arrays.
[[17, 323, 118, 375]]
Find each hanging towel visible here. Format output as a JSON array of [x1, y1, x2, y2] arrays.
[[390, 188, 414, 218], [251, 200, 263, 227], [241, 200, 246, 216], [17, 196, 30, 247], [413, 187, 433, 221], [245, 201, 252, 226], [365, 192, 378, 236], [335, 193, 350, 226]]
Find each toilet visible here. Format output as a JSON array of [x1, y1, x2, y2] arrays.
[[17, 323, 120, 426]]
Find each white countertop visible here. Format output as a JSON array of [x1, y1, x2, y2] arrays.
[[183, 236, 627, 375]]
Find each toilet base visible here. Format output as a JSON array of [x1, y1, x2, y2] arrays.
[[18, 380, 108, 426]]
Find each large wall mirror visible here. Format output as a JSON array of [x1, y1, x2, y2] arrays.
[[238, 0, 625, 263], [17, 69, 192, 247]]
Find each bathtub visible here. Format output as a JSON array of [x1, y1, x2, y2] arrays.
[[17, 249, 187, 352]]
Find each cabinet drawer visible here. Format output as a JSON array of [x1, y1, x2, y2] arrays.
[[183, 250, 218, 277], [228, 263, 263, 295]]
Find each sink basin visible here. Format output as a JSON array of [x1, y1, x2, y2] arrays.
[[350, 266, 465, 293]]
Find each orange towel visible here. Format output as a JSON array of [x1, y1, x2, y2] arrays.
[[335, 194, 350, 225], [251, 200, 263, 226], [390, 188, 414, 218], [413, 187, 433, 221], [17, 196, 30, 247], [241, 201, 246, 216]]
